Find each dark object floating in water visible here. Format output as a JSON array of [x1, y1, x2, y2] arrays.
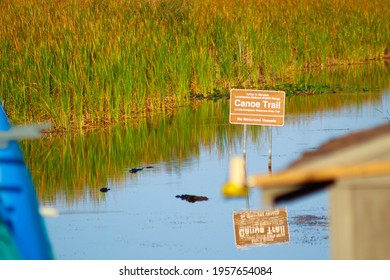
[[176, 194, 209, 203], [129, 166, 154, 174], [100, 187, 111, 193]]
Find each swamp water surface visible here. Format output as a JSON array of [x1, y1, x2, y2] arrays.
[[22, 66, 390, 259]]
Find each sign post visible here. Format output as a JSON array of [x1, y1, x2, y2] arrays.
[[268, 127, 272, 173], [229, 89, 285, 174], [243, 123, 249, 208]]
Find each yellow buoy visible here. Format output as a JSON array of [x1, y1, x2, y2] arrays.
[[222, 156, 248, 197]]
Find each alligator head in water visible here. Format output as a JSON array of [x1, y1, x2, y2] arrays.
[[175, 194, 208, 203], [128, 166, 154, 174]]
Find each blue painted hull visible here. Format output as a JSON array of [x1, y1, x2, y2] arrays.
[[0, 106, 53, 259]]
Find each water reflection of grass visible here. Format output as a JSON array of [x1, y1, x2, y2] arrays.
[[21, 100, 248, 204], [2, 0, 388, 130]]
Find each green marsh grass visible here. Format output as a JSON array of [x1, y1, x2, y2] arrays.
[[1, 0, 389, 130]]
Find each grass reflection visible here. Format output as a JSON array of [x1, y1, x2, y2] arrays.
[[21, 100, 244, 205]]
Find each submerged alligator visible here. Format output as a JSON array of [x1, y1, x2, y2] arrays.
[[128, 166, 154, 174], [176, 194, 209, 203]]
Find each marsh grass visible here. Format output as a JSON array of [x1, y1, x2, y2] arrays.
[[1, 0, 389, 130]]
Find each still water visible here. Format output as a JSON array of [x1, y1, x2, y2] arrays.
[[24, 67, 389, 260]]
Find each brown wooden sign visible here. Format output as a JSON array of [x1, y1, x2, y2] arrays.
[[233, 208, 290, 247], [230, 89, 285, 126]]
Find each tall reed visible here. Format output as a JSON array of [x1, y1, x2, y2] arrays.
[[1, 0, 388, 130]]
